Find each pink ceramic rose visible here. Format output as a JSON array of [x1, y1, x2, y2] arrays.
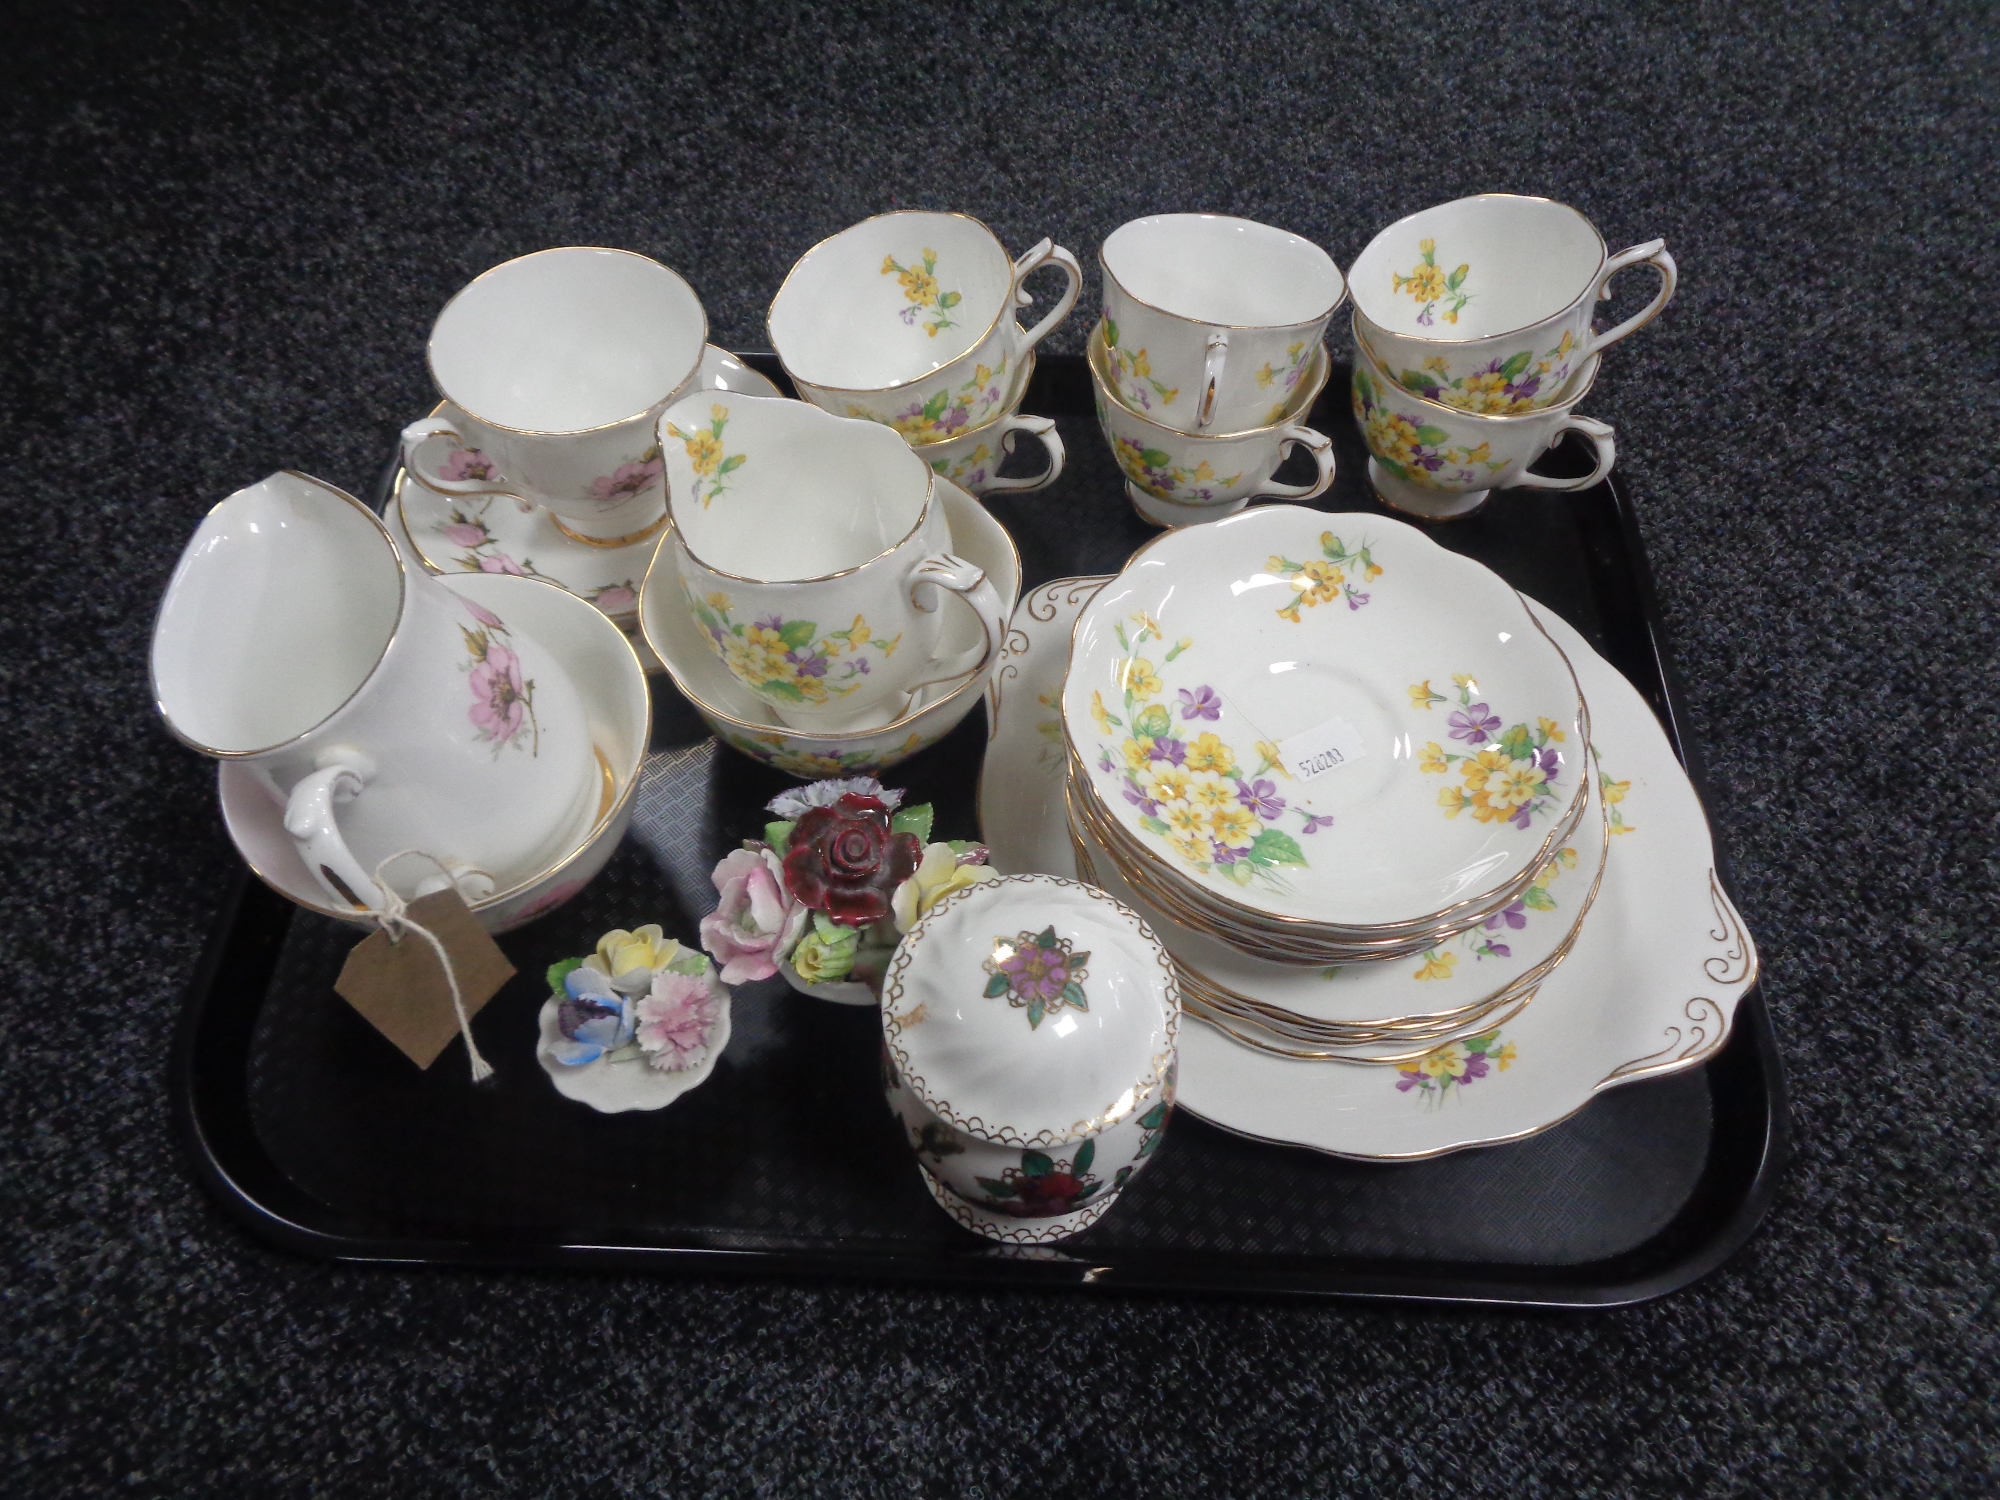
[[700, 847, 809, 984]]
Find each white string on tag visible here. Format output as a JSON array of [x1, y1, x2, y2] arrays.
[[369, 851, 497, 1084]]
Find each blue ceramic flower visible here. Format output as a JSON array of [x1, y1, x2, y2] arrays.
[[553, 964, 636, 1066]]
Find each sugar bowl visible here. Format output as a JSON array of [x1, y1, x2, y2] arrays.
[[880, 874, 1180, 1244]]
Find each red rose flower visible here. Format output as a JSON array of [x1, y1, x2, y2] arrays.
[[781, 793, 920, 927]]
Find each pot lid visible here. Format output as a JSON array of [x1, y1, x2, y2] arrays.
[[881, 875, 1179, 1147]]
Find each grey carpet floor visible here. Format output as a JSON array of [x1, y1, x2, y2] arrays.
[[2, 1, 1996, 1494]]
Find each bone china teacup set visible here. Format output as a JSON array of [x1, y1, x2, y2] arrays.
[[149, 192, 1679, 1245]]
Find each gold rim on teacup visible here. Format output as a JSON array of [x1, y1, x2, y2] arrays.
[[152, 472, 409, 762], [663, 400, 943, 588], [1088, 321, 1331, 440], [768, 209, 1030, 396], [1349, 194, 1615, 348], [1099, 217, 1349, 333], [1351, 312, 1603, 422], [428, 246, 709, 437], [638, 496, 1021, 745]]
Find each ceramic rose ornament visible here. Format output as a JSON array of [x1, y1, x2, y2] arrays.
[[536, 924, 733, 1113], [698, 777, 997, 1006]]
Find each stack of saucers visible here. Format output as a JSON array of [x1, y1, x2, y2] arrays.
[[1058, 504, 1597, 1058]]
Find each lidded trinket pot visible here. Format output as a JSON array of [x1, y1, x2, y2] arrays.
[[880, 874, 1180, 1244]]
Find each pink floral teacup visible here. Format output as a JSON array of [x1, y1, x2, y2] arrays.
[[153, 471, 600, 912], [400, 247, 708, 542]]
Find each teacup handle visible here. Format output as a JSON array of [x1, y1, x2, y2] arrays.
[[1254, 424, 1337, 501], [902, 552, 1007, 694], [283, 758, 497, 912], [1582, 241, 1678, 359], [980, 415, 1066, 495], [399, 416, 514, 497], [1009, 239, 1083, 353], [1512, 416, 1617, 492], [1196, 332, 1230, 429], [284, 761, 388, 910]]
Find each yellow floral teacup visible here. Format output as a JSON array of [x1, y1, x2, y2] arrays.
[[1351, 321, 1616, 521], [1099, 213, 1346, 436], [660, 392, 1008, 734], [1349, 194, 1675, 415], [1089, 321, 1335, 530], [768, 210, 1080, 437]]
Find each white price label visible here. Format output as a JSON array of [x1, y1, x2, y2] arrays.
[[1274, 716, 1368, 782]]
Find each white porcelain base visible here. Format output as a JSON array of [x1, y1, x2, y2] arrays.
[[1367, 458, 1492, 521], [1127, 480, 1250, 529], [917, 1161, 1119, 1245], [534, 989, 732, 1112]]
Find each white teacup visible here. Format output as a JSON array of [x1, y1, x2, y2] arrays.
[[910, 354, 1064, 496], [768, 210, 1081, 435], [399, 247, 708, 541], [1349, 194, 1675, 414], [1088, 322, 1334, 528], [152, 472, 599, 911], [660, 393, 1008, 733], [1099, 213, 1346, 435], [1351, 322, 1616, 520]]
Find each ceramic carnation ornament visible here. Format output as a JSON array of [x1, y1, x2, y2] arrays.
[[698, 777, 997, 1006], [535, 924, 733, 1113]]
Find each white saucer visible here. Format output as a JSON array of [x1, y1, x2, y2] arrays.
[[980, 577, 1759, 1160], [219, 570, 649, 934], [395, 347, 781, 626]]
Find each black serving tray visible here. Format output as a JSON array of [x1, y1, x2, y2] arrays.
[[169, 354, 1786, 1306]]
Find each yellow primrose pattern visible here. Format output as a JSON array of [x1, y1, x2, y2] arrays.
[[1600, 765, 1636, 835], [1396, 1028, 1515, 1101], [1399, 841, 1579, 984], [881, 248, 961, 337], [1266, 531, 1382, 622], [664, 405, 747, 508], [689, 593, 901, 708], [1352, 369, 1508, 491], [1412, 674, 1568, 831], [858, 354, 1010, 443], [1395, 329, 1578, 414], [1392, 237, 1471, 326], [1255, 340, 1314, 424], [1108, 429, 1242, 504], [1102, 314, 1179, 411], [1091, 613, 1332, 888]]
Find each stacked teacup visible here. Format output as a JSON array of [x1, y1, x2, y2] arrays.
[[768, 210, 1079, 498], [1346, 194, 1676, 520], [1088, 214, 1347, 528]]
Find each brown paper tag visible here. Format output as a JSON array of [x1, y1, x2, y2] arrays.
[[334, 890, 517, 1069]]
